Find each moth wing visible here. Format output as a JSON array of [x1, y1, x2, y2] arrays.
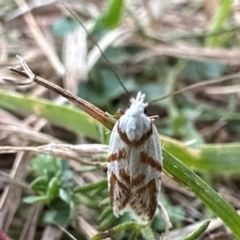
[[107, 122, 131, 217], [129, 124, 162, 222]]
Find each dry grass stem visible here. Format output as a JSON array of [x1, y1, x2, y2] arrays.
[[1, 124, 62, 144], [13, 0, 64, 75], [0, 144, 107, 166]]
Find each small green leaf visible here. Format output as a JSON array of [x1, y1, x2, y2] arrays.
[[47, 171, 61, 200], [59, 188, 71, 203], [98, 212, 116, 231], [47, 198, 72, 225], [206, 0, 233, 47], [75, 194, 100, 210], [102, 0, 124, 29], [69, 199, 77, 220], [62, 169, 74, 189], [29, 154, 60, 176], [181, 221, 210, 240], [52, 207, 71, 225], [92, 221, 138, 240], [140, 225, 156, 240], [30, 176, 48, 193], [128, 229, 141, 240], [23, 195, 49, 204], [74, 179, 107, 193], [98, 206, 112, 223]]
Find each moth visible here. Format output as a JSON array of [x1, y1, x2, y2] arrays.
[[107, 91, 162, 222]]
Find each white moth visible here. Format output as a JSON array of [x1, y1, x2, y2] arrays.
[[107, 91, 162, 222]]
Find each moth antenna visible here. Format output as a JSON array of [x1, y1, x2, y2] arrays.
[[64, 5, 131, 99], [149, 72, 240, 104]]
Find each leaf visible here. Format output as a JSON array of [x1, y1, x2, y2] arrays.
[[206, 0, 233, 47], [163, 149, 240, 239], [0, 89, 102, 141], [74, 179, 107, 193], [59, 188, 71, 203], [92, 221, 138, 240], [47, 171, 61, 200], [45, 198, 72, 225], [23, 195, 49, 204], [128, 229, 141, 240], [102, 0, 124, 29], [162, 136, 240, 173], [140, 225, 156, 240], [181, 221, 210, 240], [98, 210, 116, 231], [30, 176, 49, 193], [98, 206, 114, 224], [29, 154, 60, 176], [75, 194, 100, 210]]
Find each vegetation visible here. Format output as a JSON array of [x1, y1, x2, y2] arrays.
[[1, 0, 240, 239]]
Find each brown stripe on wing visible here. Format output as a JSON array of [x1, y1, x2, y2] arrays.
[[129, 179, 158, 221], [117, 124, 152, 147], [119, 170, 146, 187], [119, 168, 130, 185], [108, 148, 127, 162], [109, 172, 130, 211], [140, 152, 162, 172], [131, 174, 146, 187]]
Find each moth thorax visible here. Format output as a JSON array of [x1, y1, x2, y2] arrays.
[[119, 113, 151, 142], [118, 92, 150, 142]]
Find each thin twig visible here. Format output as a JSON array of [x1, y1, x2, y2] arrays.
[[158, 202, 172, 240], [0, 144, 106, 166], [4, 55, 116, 130], [0, 171, 30, 191], [150, 72, 240, 104], [57, 225, 77, 240]]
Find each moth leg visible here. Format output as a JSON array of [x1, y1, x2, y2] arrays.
[[158, 202, 172, 240]]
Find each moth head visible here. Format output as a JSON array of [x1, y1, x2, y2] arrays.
[[126, 92, 148, 116]]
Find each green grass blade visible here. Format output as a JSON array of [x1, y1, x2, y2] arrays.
[[0, 89, 102, 141], [181, 221, 210, 240], [74, 179, 107, 193], [206, 0, 232, 47], [92, 221, 138, 240], [103, 0, 124, 29], [163, 149, 240, 239], [140, 225, 156, 240], [162, 136, 240, 173]]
